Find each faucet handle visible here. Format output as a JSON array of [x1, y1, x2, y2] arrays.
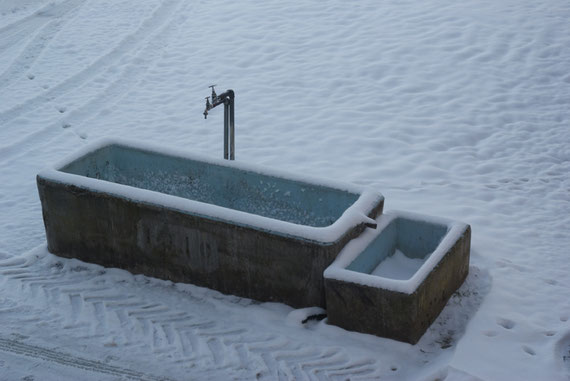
[[209, 84, 217, 100]]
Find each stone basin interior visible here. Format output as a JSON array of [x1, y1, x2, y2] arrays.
[[60, 144, 360, 228], [346, 217, 449, 280]]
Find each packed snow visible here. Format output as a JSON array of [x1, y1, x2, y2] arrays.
[[0, 0, 569, 380]]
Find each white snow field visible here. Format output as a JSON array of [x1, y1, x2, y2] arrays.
[[0, 0, 568, 379]]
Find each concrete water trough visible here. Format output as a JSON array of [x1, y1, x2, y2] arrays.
[[324, 211, 470, 343], [37, 139, 384, 308]]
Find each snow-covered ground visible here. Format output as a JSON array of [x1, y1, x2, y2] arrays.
[[0, 0, 568, 379]]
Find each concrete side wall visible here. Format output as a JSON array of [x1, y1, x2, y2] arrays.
[[414, 226, 471, 340], [325, 226, 470, 344], [38, 177, 383, 308], [325, 278, 418, 342]]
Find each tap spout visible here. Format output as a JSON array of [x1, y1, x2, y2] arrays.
[[203, 97, 211, 119], [203, 86, 235, 160]]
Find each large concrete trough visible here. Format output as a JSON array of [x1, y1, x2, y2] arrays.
[[37, 139, 384, 308], [324, 211, 470, 343]]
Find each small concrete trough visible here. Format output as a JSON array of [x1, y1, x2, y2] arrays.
[[37, 139, 384, 308], [324, 211, 470, 344]]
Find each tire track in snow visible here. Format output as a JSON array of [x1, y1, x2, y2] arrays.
[[0, 0, 181, 127], [0, 0, 189, 165], [0, 0, 82, 51], [0, 0, 86, 89], [0, 249, 385, 380], [0, 337, 172, 381]]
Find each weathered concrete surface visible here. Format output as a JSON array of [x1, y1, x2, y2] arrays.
[[324, 226, 470, 344], [37, 177, 383, 308]]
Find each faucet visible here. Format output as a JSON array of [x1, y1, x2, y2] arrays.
[[204, 85, 235, 160]]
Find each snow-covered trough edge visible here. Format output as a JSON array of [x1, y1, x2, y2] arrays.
[[324, 210, 469, 294], [37, 137, 384, 244]]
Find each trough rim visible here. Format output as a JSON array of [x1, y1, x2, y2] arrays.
[[323, 210, 470, 294], [37, 137, 384, 245]]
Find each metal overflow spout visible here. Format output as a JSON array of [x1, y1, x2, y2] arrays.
[[203, 85, 235, 160]]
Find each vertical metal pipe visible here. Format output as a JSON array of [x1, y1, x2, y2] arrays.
[[229, 96, 235, 160], [205, 88, 235, 160], [223, 100, 229, 160]]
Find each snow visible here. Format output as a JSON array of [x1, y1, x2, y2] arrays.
[[1, 0, 569, 380], [371, 250, 424, 280]]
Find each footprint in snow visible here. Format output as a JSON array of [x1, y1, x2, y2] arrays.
[[496, 318, 515, 330]]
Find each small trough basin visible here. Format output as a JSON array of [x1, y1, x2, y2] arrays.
[[37, 139, 384, 308], [324, 211, 470, 344]]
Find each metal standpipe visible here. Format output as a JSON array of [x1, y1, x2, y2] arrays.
[[229, 94, 235, 160], [204, 86, 235, 160]]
